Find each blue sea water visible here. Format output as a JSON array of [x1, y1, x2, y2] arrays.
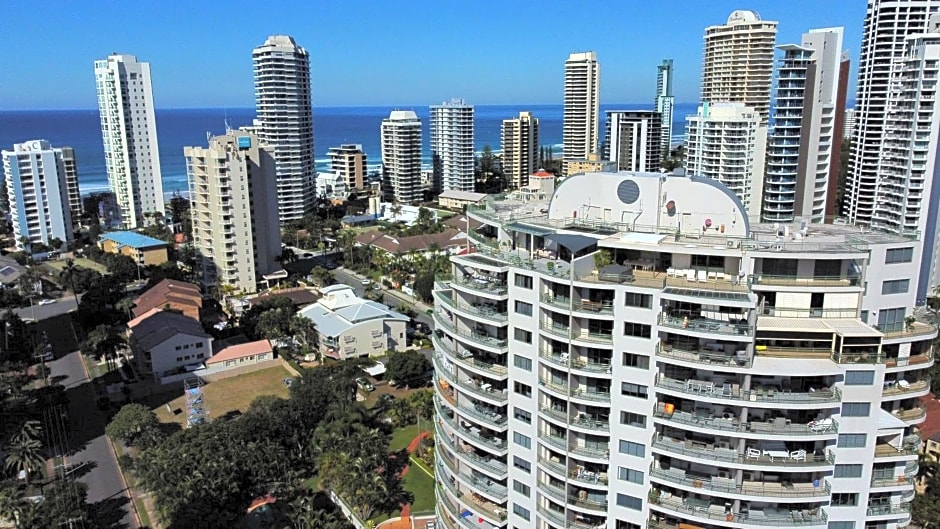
[[0, 103, 696, 197]]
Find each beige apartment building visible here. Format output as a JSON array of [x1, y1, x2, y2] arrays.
[[562, 51, 600, 175], [328, 144, 367, 191], [185, 132, 282, 293], [702, 10, 778, 122], [566, 152, 616, 176], [501, 111, 540, 189]]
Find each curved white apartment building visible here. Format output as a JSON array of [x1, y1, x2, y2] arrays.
[[432, 171, 933, 529]]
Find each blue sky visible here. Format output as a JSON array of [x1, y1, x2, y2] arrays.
[[1, 0, 865, 110]]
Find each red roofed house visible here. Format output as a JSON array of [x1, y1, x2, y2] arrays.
[[355, 228, 468, 259], [206, 339, 274, 371], [133, 279, 203, 321], [918, 394, 940, 461]]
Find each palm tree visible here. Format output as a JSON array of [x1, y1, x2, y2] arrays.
[[4, 436, 44, 484], [0, 486, 25, 528], [14, 420, 42, 445], [390, 201, 403, 221], [336, 230, 357, 269]]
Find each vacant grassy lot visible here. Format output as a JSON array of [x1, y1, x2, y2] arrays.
[[43, 257, 109, 274], [153, 366, 293, 426]]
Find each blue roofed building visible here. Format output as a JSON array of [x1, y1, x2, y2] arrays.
[[98, 231, 170, 266], [298, 284, 410, 360]]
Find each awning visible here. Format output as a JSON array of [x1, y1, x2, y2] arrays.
[[878, 408, 909, 430], [547, 233, 598, 254], [505, 222, 554, 237]]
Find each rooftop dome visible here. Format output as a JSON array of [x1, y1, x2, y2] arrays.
[[727, 10, 760, 24]]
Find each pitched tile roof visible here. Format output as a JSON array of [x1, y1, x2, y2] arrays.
[[355, 228, 466, 254], [128, 309, 209, 351], [133, 279, 202, 317], [206, 339, 273, 365]]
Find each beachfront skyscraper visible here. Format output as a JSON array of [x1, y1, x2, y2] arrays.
[[843, 108, 857, 140], [604, 111, 663, 173], [701, 10, 778, 122], [94, 54, 164, 229], [563, 52, 601, 176], [433, 170, 932, 529], [381, 110, 423, 203], [328, 144, 367, 192], [686, 102, 767, 217], [501, 111, 540, 189], [253, 35, 315, 223], [2, 140, 78, 251], [844, 0, 940, 226], [762, 27, 850, 224], [655, 59, 675, 155], [430, 99, 475, 193], [185, 131, 281, 293], [872, 14, 940, 301]]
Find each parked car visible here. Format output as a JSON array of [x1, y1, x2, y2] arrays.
[[361, 279, 372, 286], [356, 377, 375, 392], [38, 299, 56, 306]]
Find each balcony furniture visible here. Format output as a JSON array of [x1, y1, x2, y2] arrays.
[[697, 270, 708, 282], [667, 268, 678, 277], [790, 449, 807, 462], [808, 418, 833, 432], [746, 448, 761, 459]]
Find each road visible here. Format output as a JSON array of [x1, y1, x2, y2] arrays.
[[14, 295, 78, 321], [47, 351, 137, 528]]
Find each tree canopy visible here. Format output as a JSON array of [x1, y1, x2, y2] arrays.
[[386, 350, 431, 386], [106, 403, 160, 447]]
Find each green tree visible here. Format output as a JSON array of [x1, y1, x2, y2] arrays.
[[4, 433, 43, 484], [386, 350, 430, 387], [81, 324, 124, 371], [0, 484, 25, 528], [106, 403, 160, 447], [413, 269, 435, 303]]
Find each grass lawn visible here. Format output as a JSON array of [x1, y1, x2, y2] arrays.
[[43, 257, 109, 274], [405, 455, 435, 511], [389, 424, 423, 452], [153, 366, 292, 426]]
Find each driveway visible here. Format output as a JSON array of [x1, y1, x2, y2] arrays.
[[48, 351, 137, 528]]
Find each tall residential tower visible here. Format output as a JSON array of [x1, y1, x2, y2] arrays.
[[844, 0, 940, 226], [381, 110, 423, 203], [430, 99, 475, 193], [2, 140, 78, 251], [501, 111, 540, 189], [701, 10, 778, 122], [763, 28, 849, 223], [655, 59, 675, 156], [185, 132, 281, 293], [604, 111, 663, 172], [94, 54, 164, 229], [328, 144, 367, 192], [253, 35, 315, 222], [563, 52, 601, 176]]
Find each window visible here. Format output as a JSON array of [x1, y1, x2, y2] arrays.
[[513, 355, 532, 371], [616, 493, 643, 511], [877, 307, 906, 333], [882, 279, 910, 295], [621, 382, 648, 399], [512, 480, 530, 496], [622, 352, 650, 369], [828, 523, 855, 529], [833, 464, 863, 478], [838, 433, 867, 448], [619, 440, 645, 457], [842, 402, 871, 417], [620, 411, 647, 428], [845, 370, 874, 385], [831, 493, 859, 506], [513, 432, 531, 449], [618, 467, 644, 484], [514, 408, 531, 424], [623, 322, 651, 338], [513, 328, 532, 344], [513, 456, 531, 473], [514, 382, 531, 398], [514, 274, 533, 289], [885, 247, 913, 264], [623, 292, 652, 308], [514, 301, 533, 316], [512, 504, 530, 521]]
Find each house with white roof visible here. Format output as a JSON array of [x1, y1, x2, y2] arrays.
[[298, 284, 409, 360]]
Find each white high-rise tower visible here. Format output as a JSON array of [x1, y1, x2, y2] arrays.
[[381, 110, 423, 203], [563, 52, 601, 176], [253, 35, 315, 223], [763, 28, 849, 223], [94, 54, 164, 229], [430, 99, 475, 193], [844, 0, 940, 226], [655, 59, 675, 156]]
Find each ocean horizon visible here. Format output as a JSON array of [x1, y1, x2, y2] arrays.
[[0, 103, 697, 197]]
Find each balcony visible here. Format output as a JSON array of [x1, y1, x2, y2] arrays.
[[650, 467, 829, 499], [540, 321, 570, 339], [894, 407, 927, 424], [436, 290, 508, 324], [654, 375, 842, 405], [657, 342, 751, 369], [751, 274, 861, 288], [867, 503, 911, 516], [651, 436, 834, 468], [660, 314, 753, 337], [435, 335, 508, 378], [649, 497, 828, 526], [452, 276, 508, 297], [883, 380, 930, 397], [653, 409, 838, 437]]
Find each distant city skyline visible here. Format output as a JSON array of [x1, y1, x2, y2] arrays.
[[1, 1, 864, 110]]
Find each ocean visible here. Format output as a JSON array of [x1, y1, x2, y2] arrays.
[[0, 103, 697, 197]]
